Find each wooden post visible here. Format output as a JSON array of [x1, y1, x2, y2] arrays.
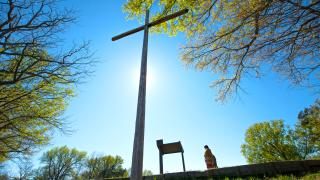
[[181, 152, 186, 172], [159, 152, 163, 174], [157, 139, 164, 174], [130, 10, 149, 180]]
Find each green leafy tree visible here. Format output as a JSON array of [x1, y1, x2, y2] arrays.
[[298, 100, 320, 135], [142, 169, 153, 176], [242, 100, 320, 164], [0, 0, 92, 162], [295, 100, 320, 159], [38, 146, 86, 180], [124, 0, 320, 100], [241, 120, 300, 163], [81, 154, 128, 179]]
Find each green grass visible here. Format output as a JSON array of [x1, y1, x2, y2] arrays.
[[156, 171, 320, 180], [106, 172, 320, 180], [267, 172, 320, 180], [220, 171, 320, 180]]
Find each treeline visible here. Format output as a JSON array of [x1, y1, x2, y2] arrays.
[[241, 100, 320, 163], [0, 146, 128, 180]]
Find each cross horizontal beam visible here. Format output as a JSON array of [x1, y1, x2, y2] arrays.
[[112, 9, 188, 41]]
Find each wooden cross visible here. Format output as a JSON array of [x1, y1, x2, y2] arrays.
[[112, 8, 188, 180]]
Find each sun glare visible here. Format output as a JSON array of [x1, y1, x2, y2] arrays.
[[133, 66, 155, 89]]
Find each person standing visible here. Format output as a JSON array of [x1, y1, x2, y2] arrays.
[[204, 145, 218, 169]]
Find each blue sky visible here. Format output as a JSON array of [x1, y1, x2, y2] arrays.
[[25, 0, 317, 174]]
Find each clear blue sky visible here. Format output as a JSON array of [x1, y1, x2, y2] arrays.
[[29, 0, 316, 174]]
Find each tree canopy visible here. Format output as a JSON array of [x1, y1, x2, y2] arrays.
[[37, 146, 87, 180], [241, 120, 300, 163], [142, 169, 153, 176], [124, 0, 320, 100], [296, 100, 320, 159], [82, 154, 128, 179], [0, 0, 92, 162], [241, 100, 320, 163]]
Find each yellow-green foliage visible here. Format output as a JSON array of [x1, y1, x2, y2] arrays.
[[0, 48, 74, 162], [82, 155, 128, 178], [39, 146, 87, 179], [241, 120, 300, 164], [123, 0, 320, 101], [241, 99, 320, 164]]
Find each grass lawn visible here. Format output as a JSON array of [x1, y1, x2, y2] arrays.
[[221, 171, 320, 180]]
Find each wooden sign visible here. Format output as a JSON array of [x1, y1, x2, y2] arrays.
[[157, 139, 186, 174]]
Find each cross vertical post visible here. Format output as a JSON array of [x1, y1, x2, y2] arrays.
[[130, 9, 149, 180], [112, 8, 188, 180]]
